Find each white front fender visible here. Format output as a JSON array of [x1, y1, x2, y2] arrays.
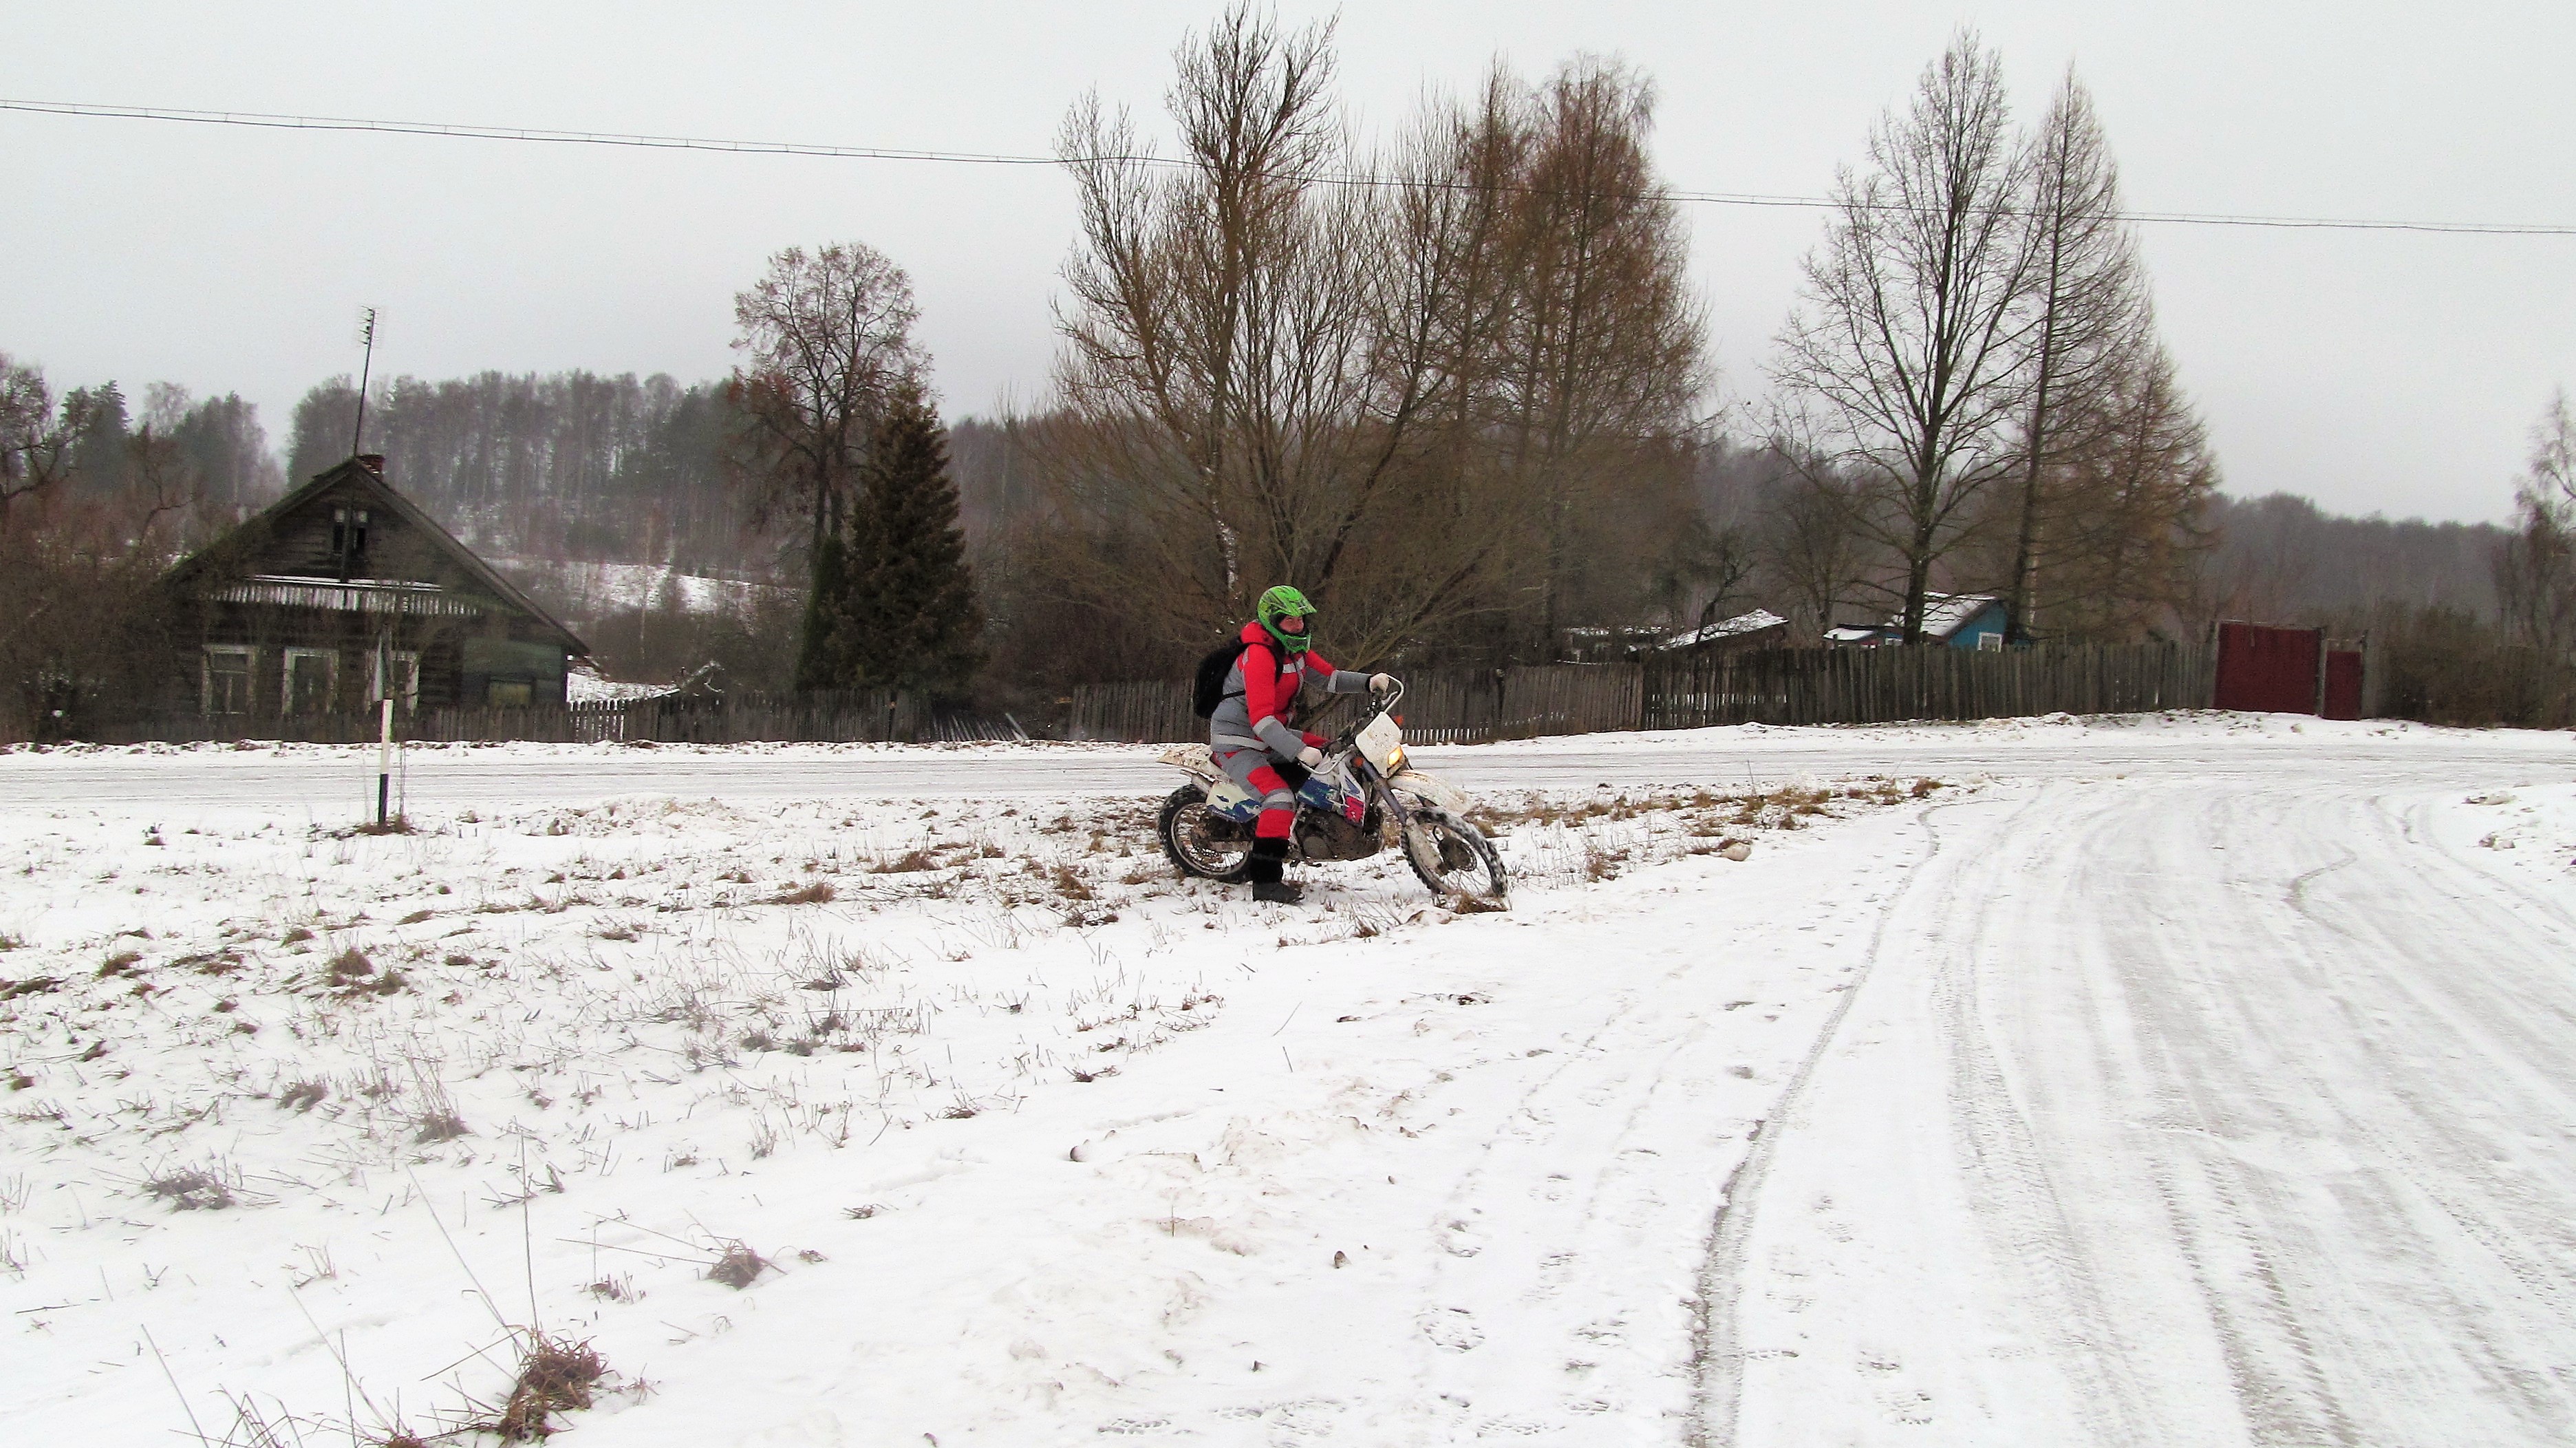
[[1388, 768, 1470, 818]]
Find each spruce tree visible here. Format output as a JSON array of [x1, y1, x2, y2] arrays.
[[793, 524, 857, 691], [844, 384, 985, 694]]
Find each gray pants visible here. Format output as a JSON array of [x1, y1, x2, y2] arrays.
[[1213, 745, 1304, 843]]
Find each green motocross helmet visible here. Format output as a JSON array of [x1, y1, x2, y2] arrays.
[[1256, 585, 1317, 654]]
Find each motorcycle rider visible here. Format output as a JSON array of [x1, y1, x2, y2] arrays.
[[1209, 585, 1394, 904]]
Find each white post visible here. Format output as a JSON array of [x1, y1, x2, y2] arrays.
[[376, 696, 394, 826]]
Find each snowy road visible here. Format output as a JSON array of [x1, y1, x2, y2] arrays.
[[6, 715, 2575, 1445], [1715, 759, 2576, 1446], [0, 711, 2546, 813]]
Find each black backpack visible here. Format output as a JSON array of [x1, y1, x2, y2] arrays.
[[1191, 639, 1252, 718]]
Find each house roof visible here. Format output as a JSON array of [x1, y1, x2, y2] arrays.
[[1658, 608, 1788, 651], [163, 455, 588, 656], [1915, 593, 2001, 639]]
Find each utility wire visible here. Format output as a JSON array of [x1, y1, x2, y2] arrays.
[[6, 97, 2573, 238]]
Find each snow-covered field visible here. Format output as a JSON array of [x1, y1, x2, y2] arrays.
[[3, 714, 2573, 1445]]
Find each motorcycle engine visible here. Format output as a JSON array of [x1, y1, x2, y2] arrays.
[[1295, 806, 1379, 862]]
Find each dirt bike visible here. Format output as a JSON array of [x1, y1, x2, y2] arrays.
[[1155, 681, 1508, 904]]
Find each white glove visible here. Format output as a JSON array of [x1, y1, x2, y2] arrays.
[[1296, 745, 1324, 769], [1368, 672, 1396, 692]]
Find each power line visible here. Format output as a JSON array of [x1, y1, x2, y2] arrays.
[[7, 96, 2573, 238]]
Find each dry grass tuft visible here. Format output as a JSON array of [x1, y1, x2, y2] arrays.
[[708, 1240, 769, 1289], [146, 1166, 236, 1211], [872, 849, 938, 874], [353, 814, 416, 836], [770, 880, 836, 906], [485, 1332, 608, 1442], [414, 1109, 469, 1143]]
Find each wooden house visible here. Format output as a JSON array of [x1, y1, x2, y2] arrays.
[[1824, 593, 2010, 650], [158, 455, 587, 720]]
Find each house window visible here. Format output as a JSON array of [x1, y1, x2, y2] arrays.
[[486, 680, 534, 708], [283, 648, 339, 716], [332, 507, 370, 579], [203, 646, 255, 716], [1977, 632, 2003, 652], [372, 649, 421, 714]]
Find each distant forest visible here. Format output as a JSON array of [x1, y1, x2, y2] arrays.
[[255, 366, 2512, 650]]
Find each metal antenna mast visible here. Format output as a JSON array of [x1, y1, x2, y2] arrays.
[[350, 306, 378, 456]]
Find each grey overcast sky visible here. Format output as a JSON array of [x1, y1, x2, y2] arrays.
[[5, 1, 2570, 524]]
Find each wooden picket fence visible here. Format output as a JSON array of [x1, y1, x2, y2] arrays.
[[1640, 640, 2213, 729], [85, 643, 2215, 747], [1066, 642, 2215, 744]]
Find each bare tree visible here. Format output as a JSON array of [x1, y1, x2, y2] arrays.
[[0, 354, 83, 524], [2003, 71, 2147, 641], [1053, 6, 1343, 617], [2498, 390, 2576, 657], [1499, 60, 1708, 652], [729, 242, 923, 561], [1772, 32, 2037, 642], [1763, 465, 1875, 638], [1042, 17, 1707, 674]]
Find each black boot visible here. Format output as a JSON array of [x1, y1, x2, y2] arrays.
[[1246, 838, 1302, 904]]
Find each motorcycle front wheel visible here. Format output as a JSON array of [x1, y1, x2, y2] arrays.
[[1159, 785, 1254, 882], [1399, 804, 1508, 906]]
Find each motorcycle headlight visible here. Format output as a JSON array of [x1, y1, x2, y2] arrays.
[[1386, 743, 1406, 771]]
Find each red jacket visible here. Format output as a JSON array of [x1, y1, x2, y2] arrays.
[[1210, 620, 1364, 754], [1236, 620, 1338, 734]]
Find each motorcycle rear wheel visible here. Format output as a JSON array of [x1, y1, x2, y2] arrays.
[[1399, 804, 1508, 905], [1159, 785, 1254, 882]]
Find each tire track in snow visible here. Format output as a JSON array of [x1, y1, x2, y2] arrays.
[[1686, 801, 1960, 1448], [2008, 778, 2576, 1443], [1933, 787, 2162, 1446]]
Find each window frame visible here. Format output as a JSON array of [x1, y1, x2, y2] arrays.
[[202, 645, 257, 716], [281, 647, 339, 716], [372, 648, 422, 715]]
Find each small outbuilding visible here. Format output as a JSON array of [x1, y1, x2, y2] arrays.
[[1655, 608, 1790, 655], [158, 455, 588, 720]]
